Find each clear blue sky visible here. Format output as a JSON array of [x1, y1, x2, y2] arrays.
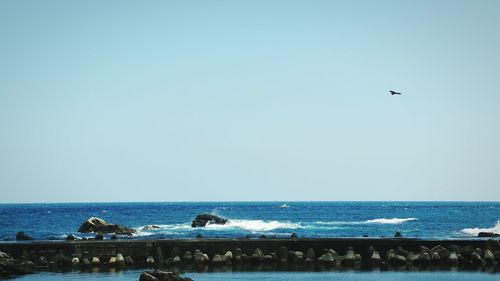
[[1, 0, 499, 203]]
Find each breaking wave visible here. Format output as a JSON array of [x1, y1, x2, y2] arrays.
[[460, 221, 500, 236], [206, 219, 301, 232], [314, 218, 417, 225], [133, 219, 302, 236], [365, 218, 418, 224]]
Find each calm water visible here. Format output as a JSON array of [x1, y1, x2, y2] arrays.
[[13, 270, 500, 281], [0, 202, 499, 240]]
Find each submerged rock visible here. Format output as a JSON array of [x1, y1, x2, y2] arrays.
[[191, 214, 228, 227], [15, 231, 33, 241], [139, 270, 193, 281], [78, 216, 135, 235]]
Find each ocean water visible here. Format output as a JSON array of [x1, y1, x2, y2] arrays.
[[13, 270, 500, 281], [0, 202, 499, 241]]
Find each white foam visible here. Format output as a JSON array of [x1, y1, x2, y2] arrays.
[[460, 221, 500, 236], [365, 218, 417, 224], [206, 219, 302, 232], [314, 218, 417, 225]]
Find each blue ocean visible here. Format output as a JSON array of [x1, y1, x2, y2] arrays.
[[1, 201, 499, 241]]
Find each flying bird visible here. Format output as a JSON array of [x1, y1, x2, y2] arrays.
[[390, 90, 402, 95]]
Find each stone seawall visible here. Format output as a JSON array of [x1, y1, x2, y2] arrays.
[[1, 238, 499, 274]]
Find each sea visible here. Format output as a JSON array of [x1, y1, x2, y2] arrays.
[[0, 201, 499, 241], [2, 201, 500, 280]]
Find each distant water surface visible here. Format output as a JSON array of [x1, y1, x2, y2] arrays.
[[0, 202, 499, 240]]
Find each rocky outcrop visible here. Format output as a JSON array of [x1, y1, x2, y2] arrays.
[[477, 232, 500, 237], [191, 214, 227, 227], [139, 270, 193, 281], [78, 216, 135, 235], [15, 232, 33, 241], [0, 251, 35, 278]]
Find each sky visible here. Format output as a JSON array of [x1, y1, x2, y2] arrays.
[[0, 0, 499, 203]]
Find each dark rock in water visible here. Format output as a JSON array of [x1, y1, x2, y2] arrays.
[[191, 213, 228, 227], [139, 270, 193, 281], [195, 234, 203, 238], [78, 216, 136, 235], [290, 233, 298, 239], [110, 234, 118, 240], [0, 251, 35, 278], [95, 233, 104, 240], [478, 232, 500, 237], [394, 231, 402, 238], [259, 235, 267, 239], [66, 235, 76, 241], [16, 231, 33, 241]]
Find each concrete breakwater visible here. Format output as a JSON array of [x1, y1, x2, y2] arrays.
[[1, 238, 499, 275]]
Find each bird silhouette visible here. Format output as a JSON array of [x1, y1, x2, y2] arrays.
[[390, 90, 402, 95]]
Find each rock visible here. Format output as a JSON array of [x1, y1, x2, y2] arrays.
[[66, 234, 77, 241], [146, 256, 155, 264], [471, 252, 482, 264], [95, 233, 104, 240], [191, 214, 228, 227], [91, 257, 100, 265], [344, 250, 356, 264], [193, 250, 204, 264], [196, 234, 203, 238], [142, 225, 161, 231], [212, 254, 223, 264], [233, 248, 243, 263], [37, 256, 48, 266], [108, 256, 117, 265], [318, 253, 335, 263], [52, 252, 71, 267], [139, 270, 193, 281], [396, 246, 409, 258], [169, 247, 181, 258], [224, 251, 233, 264], [182, 251, 193, 262], [294, 251, 304, 260], [125, 256, 134, 265], [394, 231, 402, 238], [418, 252, 431, 264], [478, 232, 500, 237], [387, 249, 406, 265], [116, 254, 125, 266], [172, 256, 181, 264], [370, 251, 381, 264], [82, 258, 91, 266], [78, 216, 135, 235], [0, 251, 35, 278], [484, 249, 495, 264], [15, 231, 33, 241], [140, 272, 159, 281], [355, 253, 362, 264], [447, 244, 462, 253], [72, 257, 80, 266], [110, 234, 118, 240], [252, 248, 264, 262], [431, 251, 441, 262], [306, 248, 316, 260], [291, 233, 298, 239], [202, 254, 209, 262], [279, 246, 288, 263], [448, 252, 459, 265]]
